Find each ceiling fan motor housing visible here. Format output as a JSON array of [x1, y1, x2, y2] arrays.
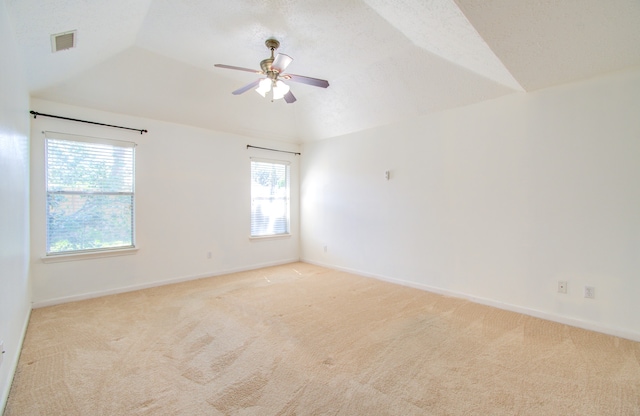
[[261, 39, 281, 79], [260, 58, 277, 79]]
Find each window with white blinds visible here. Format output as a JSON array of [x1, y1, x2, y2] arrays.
[[250, 159, 290, 237], [45, 132, 136, 254]]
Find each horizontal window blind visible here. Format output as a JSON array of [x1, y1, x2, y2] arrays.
[[45, 132, 135, 254], [250, 159, 290, 237]]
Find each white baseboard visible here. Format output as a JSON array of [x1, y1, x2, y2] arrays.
[[1, 307, 31, 414], [32, 258, 300, 308], [302, 258, 640, 343]]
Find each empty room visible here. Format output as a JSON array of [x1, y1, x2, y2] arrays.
[[1, 0, 640, 414]]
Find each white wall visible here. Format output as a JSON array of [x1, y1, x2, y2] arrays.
[[30, 99, 300, 306], [0, 0, 31, 411], [301, 67, 640, 341]]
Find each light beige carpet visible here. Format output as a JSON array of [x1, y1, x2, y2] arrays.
[[5, 262, 640, 415]]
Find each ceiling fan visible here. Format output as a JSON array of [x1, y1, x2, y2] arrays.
[[214, 39, 329, 104]]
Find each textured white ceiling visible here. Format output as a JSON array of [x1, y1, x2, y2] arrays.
[[362, 0, 522, 90], [5, 0, 640, 142], [6, 0, 152, 90], [456, 0, 640, 90]]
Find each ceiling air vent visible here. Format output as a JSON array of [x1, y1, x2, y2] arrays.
[[51, 30, 77, 53]]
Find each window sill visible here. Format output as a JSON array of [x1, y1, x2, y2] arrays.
[[249, 234, 292, 241], [41, 247, 139, 263]]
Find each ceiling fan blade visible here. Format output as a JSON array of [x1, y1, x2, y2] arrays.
[[282, 73, 329, 88], [271, 53, 293, 73], [232, 79, 262, 95], [215, 64, 262, 74], [284, 90, 297, 104]]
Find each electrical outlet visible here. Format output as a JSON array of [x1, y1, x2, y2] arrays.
[[584, 286, 595, 299], [206, 251, 212, 259], [558, 281, 568, 294]]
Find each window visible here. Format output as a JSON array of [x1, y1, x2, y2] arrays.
[[250, 158, 290, 237], [45, 132, 136, 254]]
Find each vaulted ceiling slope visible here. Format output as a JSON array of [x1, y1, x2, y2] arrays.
[[5, 0, 640, 143]]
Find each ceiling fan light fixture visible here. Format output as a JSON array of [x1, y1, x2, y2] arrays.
[[255, 78, 271, 97], [272, 80, 290, 100]]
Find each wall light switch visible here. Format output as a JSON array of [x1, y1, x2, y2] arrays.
[[558, 281, 567, 294]]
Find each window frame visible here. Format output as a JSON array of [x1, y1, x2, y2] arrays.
[[250, 157, 291, 239], [44, 131, 137, 257]]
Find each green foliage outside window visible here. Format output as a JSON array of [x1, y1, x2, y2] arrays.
[[46, 136, 135, 254]]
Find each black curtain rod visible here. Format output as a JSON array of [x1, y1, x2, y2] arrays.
[[247, 145, 300, 155], [30, 111, 148, 134]]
